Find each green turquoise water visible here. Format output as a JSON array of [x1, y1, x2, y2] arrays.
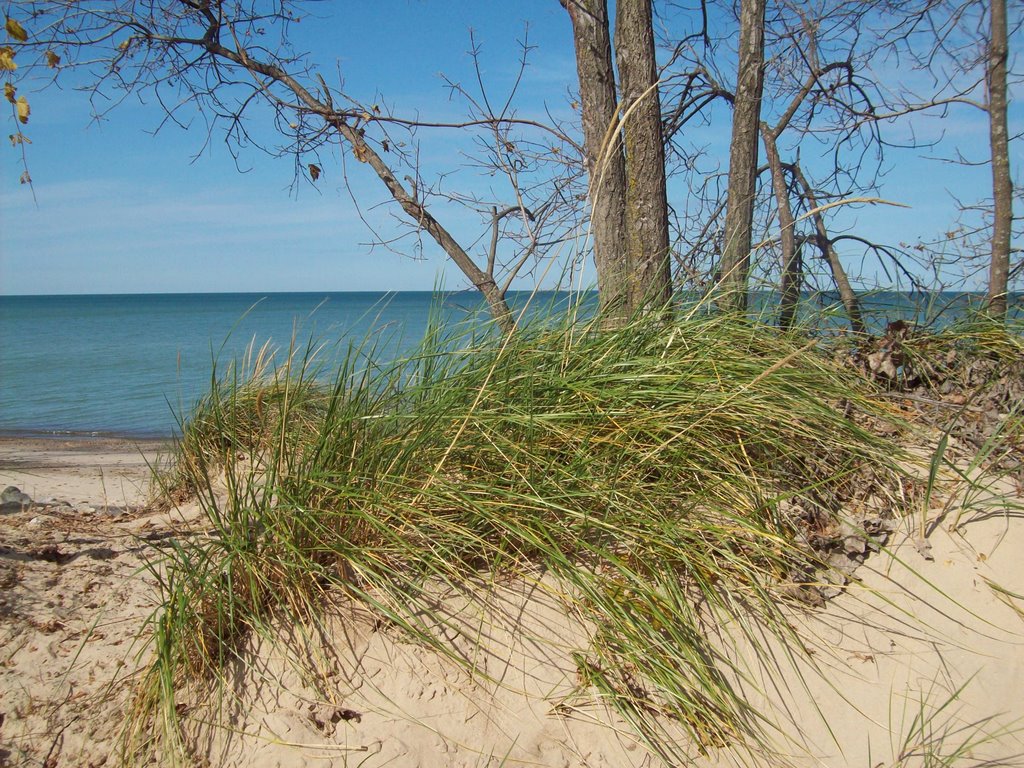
[[0, 292, 479, 437], [0, 290, 1013, 438]]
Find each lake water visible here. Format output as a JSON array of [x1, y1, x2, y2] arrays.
[[0, 292, 499, 437], [0, 290, 1013, 438]]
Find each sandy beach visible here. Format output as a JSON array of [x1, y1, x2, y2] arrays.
[[0, 437, 169, 767], [1, 436, 1022, 767]]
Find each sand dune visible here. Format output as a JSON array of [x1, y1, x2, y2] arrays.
[[1, 438, 1022, 767]]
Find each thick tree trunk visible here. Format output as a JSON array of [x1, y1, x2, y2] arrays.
[[718, 0, 767, 314], [615, 0, 672, 314], [561, 0, 631, 326], [987, 0, 1012, 320], [760, 125, 799, 329]]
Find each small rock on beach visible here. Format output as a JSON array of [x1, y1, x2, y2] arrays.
[[1, 486, 33, 513]]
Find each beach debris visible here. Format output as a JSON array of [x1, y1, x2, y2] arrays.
[[862, 320, 911, 384], [308, 702, 362, 732], [787, 501, 897, 601], [5, 495, 141, 520], [1, 485, 33, 513], [849, 320, 1024, 496], [91, 504, 134, 517], [28, 544, 72, 565], [0, 563, 18, 589], [912, 536, 935, 561]]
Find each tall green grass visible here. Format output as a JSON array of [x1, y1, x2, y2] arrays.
[[128, 306, 910, 765]]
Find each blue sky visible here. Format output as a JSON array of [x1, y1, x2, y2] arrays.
[[0, 1, 1018, 295]]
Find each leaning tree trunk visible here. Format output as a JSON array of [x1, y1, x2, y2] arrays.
[[718, 0, 767, 314], [987, 0, 1012, 320], [615, 0, 672, 315], [760, 124, 800, 329], [334, 120, 515, 334], [561, 0, 631, 326], [791, 163, 865, 335], [187, 36, 517, 334]]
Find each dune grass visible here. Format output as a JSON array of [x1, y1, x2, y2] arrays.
[[126, 305, 914, 765]]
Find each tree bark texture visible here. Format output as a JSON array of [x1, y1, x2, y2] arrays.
[[987, 0, 1012, 320], [615, 0, 672, 314], [718, 0, 767, 314], [760, 124, 799, 329], [561, 0, 631, 325]]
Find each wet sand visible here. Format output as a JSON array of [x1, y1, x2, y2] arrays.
[[0, 435, 168, 507]]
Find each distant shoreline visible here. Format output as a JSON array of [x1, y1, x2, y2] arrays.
[[0, 432, 172, 450], [0, 288, 585, 300]]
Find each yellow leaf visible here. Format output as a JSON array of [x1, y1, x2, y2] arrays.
[[4, 82, 14, 103], [0, 47, 16, 71], [5, 18, 28, 43], [15, 94, 29, 124], [352, 143, 368, 163], [45, 50, 60, 68], [308, 163, 321, 182]]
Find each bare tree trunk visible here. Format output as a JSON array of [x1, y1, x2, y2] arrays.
[[615, 0, 672, 314], [760, 125, 799, 329], [561, 0, 631, 325], [791, 163, 865, 335], [783, 240, 804, 328], [717, 0, 767, 315], [987, 0, 1012, 320], [817, 241, 863, 333]]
